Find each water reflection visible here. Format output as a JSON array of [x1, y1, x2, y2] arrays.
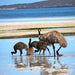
[[40, 56, 69, 75], [11, 55, 72, 75], [12, 55, 52, 69], [14, 56, 28, 68], [30, 56, 52, 68]]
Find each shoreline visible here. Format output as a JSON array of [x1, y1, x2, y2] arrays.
[[0, 16, 75, 23], [0, 20, 75, 38], [0, 20, 75, 26], [0, 16, 75, 20]]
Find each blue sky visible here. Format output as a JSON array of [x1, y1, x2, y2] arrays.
[[0, 0, 45, 6]]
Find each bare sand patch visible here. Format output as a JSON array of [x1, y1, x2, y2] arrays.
[[0, 20, 75, 38]]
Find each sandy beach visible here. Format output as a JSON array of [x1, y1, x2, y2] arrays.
[[0, 17, 75, 38]]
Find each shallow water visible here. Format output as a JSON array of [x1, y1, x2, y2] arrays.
[[0, 17, 75, 23], [0, 36, 75, 75], [0, 7, 75, 19]]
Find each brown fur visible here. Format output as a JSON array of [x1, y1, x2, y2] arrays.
[[39, 31, 67, 47], [27, 47, 34, 55], [39, 30, 67, 56], [31, 40, 50, 54], [11, 42, 28, 56], [26, 38, 34, 55], [31, 41, 39, 48]]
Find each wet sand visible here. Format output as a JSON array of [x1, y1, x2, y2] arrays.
[[0, 20, 75, 28]]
